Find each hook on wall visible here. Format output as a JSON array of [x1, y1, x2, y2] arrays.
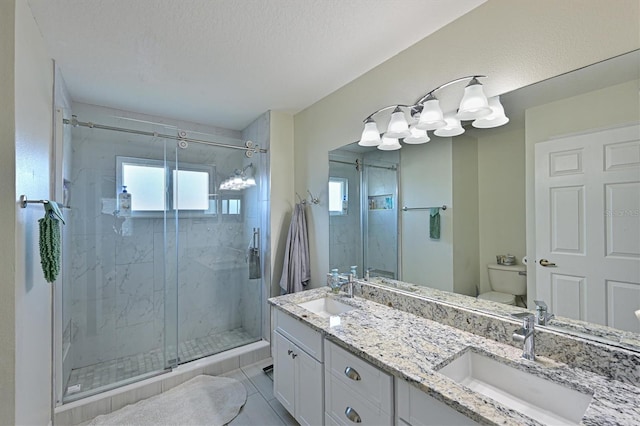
[[296, 190, 320, 205]]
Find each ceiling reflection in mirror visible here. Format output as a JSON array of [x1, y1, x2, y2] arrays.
[[328, 50, 640, 350]]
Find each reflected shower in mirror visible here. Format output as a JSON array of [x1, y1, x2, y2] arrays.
[[329, 149, 399, 280], [328, 50, 640, 347]]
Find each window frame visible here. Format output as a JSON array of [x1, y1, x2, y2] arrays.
[[116, 156, 216, 218]]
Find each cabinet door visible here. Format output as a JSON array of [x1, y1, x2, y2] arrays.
[[273, 331, 296, 415], [396, 379, 478, 426], [295, 346, 324, 426]]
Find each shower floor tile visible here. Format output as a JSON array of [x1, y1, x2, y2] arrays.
[[65, 327, 257, 400]]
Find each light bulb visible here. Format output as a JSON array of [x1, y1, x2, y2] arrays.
[[378, 135, 402, 151], [403, 126, 430, 144], [434, 113, 465, 137], [457, 77, 491, 120], [385, 107, 411, 138], [359, 119, 381, 146], [472, 96, 509, 128], [416, 97, 446, 130]]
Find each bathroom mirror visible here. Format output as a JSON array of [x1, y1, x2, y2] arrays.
[[328, 50, 640, 351]]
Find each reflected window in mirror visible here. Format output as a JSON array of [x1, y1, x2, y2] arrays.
[[329, 177, 348, 216]]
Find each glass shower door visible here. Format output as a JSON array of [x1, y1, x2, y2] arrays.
[[172, 135, 263, 365], [363, 161, 399, 280], [62, 121, 176, 402]]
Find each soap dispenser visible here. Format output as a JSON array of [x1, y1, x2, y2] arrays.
[[118, 186, 132, 217], [330, 269, 340, 294], [350, 265, 358, 279]]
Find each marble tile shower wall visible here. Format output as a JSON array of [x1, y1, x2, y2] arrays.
[[68, 126, 250, 369]]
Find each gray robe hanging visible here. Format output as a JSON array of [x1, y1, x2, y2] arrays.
[[279, 203, 310, 293]]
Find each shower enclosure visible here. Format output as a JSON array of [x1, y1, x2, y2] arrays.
[[329, 148, 399, 279], [56, 107, 266, 403]]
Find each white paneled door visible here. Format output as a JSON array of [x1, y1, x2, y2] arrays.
[[535, 124, 640, 332]]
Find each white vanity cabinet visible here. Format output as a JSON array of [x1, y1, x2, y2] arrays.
[[395, 379, 479, 426], [324, 340, 393, 425], [273, 309, 324, 426]]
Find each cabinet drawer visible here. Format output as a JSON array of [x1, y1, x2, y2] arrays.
[[325, 372, 393, 426], [325, 340, 393, 410], [274, 309, 323, 361]]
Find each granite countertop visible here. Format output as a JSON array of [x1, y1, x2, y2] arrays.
[[368, 277, 640, 352], [269, 287, 640, 426]]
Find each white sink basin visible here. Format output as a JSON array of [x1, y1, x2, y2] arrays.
[[297, 297, 356, 318], [438, 350, 593, 425]]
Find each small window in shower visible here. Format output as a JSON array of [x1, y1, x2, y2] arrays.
[[172, 169, 209, 210], [329, 177, 348, 216], [122, 162, 166, 211], [117, 156, 214, 215]]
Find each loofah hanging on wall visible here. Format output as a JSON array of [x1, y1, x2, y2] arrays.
[[39, 212, 62, 283]]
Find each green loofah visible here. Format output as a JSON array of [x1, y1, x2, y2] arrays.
[[39, 212, 62, 283]]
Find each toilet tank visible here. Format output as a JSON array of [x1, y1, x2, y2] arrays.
[[487, 264, 526, 295]]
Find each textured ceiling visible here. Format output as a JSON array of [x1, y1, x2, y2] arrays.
[[27, 0, 485, 130]]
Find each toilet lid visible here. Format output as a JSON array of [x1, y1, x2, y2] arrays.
[[477, 291, 516, 305]]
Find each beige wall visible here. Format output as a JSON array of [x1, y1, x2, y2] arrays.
[[400, 141, 453, 289], [12, 0, 55, 424], [269, 111, 295, 295], [0, 1, 16, 424], [452, 134, 480, 296], [294, 0, 640, 288], [525, 78, 640, 305], [477, 126, 526, 294]]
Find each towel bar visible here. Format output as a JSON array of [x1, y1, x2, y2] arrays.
[[19, 195, 70, 209], [402, 205, 447, 211]]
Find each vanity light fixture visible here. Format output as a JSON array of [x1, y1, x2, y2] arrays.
[[358, 75, 509, 150], [219, 163, 256, 191]]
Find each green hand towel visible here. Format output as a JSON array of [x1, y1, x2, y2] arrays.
[[39, 202, 64, 283], [45, 201, 65, 224], [429, 208, 441, 240]]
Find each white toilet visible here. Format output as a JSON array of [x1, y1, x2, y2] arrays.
[[477, 263, 526, 305]]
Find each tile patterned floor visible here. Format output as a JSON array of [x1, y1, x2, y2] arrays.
[[65, 327, 257, 399], [226, 358, 298, 426]]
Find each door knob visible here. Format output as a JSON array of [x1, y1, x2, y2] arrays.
[[539, 259, 557, 267]]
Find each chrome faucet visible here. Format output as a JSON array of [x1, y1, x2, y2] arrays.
[[326, 271, 355, 297], [512, 313, 535, 361], [534, 300, 555, 325], [338, 273, 355, 298]]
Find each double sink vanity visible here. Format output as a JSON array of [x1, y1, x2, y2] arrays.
[[269, 280, 639, 425]]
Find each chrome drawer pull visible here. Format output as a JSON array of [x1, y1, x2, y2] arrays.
[[344, 366, 361, 381], [345, 406, 362, 423]]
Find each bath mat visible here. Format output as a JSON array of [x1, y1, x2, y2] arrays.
[[88, 375, 246, 425]]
